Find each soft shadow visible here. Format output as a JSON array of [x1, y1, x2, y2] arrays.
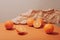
[[18, 32, 28, 36], [47, 32, 59, 35], [6, 28, 15, 31]]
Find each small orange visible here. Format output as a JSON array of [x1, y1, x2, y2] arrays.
[[44, 24, 54, 34], [33, 18, 44, 28], [5, 20, 14, 30], [27, 18, 34, 27]]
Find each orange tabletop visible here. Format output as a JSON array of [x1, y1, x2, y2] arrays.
[[0, 23, 60, 40]]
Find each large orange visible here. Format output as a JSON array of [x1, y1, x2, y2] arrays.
[[33, 18, 45, 28], [27, 18, 34, 27], [5, 20, 14, 30], [44, 24, 54, 34]]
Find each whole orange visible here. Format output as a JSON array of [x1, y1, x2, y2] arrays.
[[44, 24, 54, 34], [5, 20, 14, 30], [33, 18, 45, 28], [27, 18, 34, 27]]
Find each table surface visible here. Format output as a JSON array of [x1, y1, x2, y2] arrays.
[[0, 23, 60, 40]]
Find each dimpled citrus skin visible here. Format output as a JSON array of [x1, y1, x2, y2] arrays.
[[5, 21, 14, 30], [44, 24, 54, 34], [27, 18, 34, 27]]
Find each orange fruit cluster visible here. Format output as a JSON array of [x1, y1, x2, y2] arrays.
[[26, 18, 54, 34], [4, 18, 55, 34], [27, 18, 45, 28], [4, 20, 27, 35]]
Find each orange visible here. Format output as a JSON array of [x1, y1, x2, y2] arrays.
[[33, 18, 45, 28], [5, 20, 14, 30], [27, 18, 34, 27], [15, 26, 27, 35], [44, 24, 54, 34]]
